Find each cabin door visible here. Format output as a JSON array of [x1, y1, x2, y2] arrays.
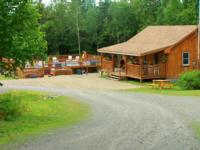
[[114, 55, 122, 71], [114, 55, 125, 72]]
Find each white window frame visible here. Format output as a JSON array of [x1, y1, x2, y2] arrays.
[[182, 52, 190, 66]]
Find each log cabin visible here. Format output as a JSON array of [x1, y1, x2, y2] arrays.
[[98, 25, 200, 81]]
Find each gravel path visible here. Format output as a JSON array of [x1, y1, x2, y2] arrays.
[[1, 76, 200, 150], [1, 73, 138, 90]]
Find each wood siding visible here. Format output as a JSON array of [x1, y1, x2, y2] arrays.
[[166, 31, 198, 79], [101, 59, 113, 72]]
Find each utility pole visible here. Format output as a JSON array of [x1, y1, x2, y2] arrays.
[[76, 6, 81, 56], [198, 0, 200, 60]]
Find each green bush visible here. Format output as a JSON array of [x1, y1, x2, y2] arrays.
[[177, 71, 200, 90], [0, 92, 23, 121]]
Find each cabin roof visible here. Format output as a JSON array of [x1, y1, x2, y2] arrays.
[[98, 25, 197, 56]]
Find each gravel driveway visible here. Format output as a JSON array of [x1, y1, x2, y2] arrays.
[[1, 73, 138, 90], [1, 75, 200, 150]]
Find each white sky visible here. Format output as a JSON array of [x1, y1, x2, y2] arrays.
[[42, 0, 100, 5], [42, 0, 51, 5]]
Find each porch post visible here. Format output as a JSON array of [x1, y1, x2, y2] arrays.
[[100, 53, 103, 76], [125, 55, 128, 75], [100, 53, 103, 69], [139, 56, 143, 82], [124, 55, 128, 80], [112, 54, 114, 72]]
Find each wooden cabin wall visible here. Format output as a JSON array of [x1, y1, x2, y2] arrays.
[[166, 32, 198, 79]]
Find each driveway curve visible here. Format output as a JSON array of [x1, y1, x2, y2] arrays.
[[1, 84, 200, 150], [1, 74, 200, 150]]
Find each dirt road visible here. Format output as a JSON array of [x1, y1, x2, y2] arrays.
[[1, 75, 200, 150]]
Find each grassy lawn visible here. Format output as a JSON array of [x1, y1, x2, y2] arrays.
[[191, 122, 200, 140], [123, 79, 200, 96], [0, 90, 90, 145], [0, 75, 14, 81], [126, 87, 200, 96]]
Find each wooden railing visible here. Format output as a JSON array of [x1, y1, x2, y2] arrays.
[[101, 59, 113, 72], [48, 54, 101, 66], [197, 60, 200, 70], [126, 63, 166, 79], [86, 54, 101, 63], [16, 68, 45, 78], [126, 64, 141, 78], [141, 64, 166, 78]]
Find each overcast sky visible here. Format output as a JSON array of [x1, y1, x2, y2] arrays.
[[42, 0, 51, 5], [42, 0, 100, 5]]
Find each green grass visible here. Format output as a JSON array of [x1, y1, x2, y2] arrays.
[[124, 83, 200, 96], [0, 75, 14, 81], [0, 90, 90, 145], [121, 78, 200, 96], [191, 122, 200, 140]]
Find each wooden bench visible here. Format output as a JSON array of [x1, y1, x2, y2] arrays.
[[148, 83, 160, 89]]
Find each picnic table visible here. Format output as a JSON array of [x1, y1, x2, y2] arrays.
[[151, 79, 174, 89]]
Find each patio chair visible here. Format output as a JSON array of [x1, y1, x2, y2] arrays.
[[68, 55, 72, 60]]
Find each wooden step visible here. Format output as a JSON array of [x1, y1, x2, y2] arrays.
[[107, 74, 121, 80], [106, 76, 120, 81]]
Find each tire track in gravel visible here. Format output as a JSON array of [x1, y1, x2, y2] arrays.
[[1, 85, 200, 150]]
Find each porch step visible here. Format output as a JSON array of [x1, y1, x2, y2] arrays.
[[107, 74, 121, 80], [108, 73, 125, 80]]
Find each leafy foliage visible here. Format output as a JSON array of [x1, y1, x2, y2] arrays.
[[0, 0, 47, 74], [40, 0, 197, 55], [177, 71, 200, 90], [0, 0, 197, 72]]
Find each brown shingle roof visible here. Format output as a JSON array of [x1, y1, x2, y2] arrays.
[[98, 25, 197, 56]]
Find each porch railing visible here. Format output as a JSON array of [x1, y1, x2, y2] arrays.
[[126, 63, 166, 79], [101, 59, 113, 72], [126, 64, 141, 78], [141, 64, 166, 78]]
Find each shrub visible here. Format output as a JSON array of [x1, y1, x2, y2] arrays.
[[176, 70, 200, 90], [0, 92, 23, 121]]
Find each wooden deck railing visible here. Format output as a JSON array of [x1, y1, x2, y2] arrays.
[[141, 64, 166, 79], [48, 54, 101, 66], [86, 54, 101, 63], [126, 64, 141, 78], [101, 59, 113, 72], [16, 68, 45, 78], [126, 63, 166, 79]]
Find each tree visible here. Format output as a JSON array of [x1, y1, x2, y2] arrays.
[[40, 0, 197, 55], [157, 0, 197, 25], [132, 0, 162, 29], [102, 1, 138, 44], [0, 0, 47, 74], [82, 6, 98, 52]]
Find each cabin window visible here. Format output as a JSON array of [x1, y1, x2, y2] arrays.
[[182, 52, 190, 66], [143, 56, 147, 65]]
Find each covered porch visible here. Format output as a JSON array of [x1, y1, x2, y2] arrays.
[[101, 52, 167, 81]]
